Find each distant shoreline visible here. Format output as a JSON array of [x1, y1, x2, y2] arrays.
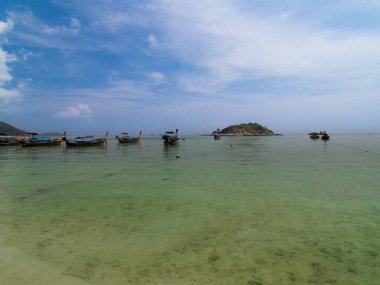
[[202, 133, 283, 136]]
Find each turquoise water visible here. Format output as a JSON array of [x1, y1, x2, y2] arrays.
[[0, 135, 379, 284]]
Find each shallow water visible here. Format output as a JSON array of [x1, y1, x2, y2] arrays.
[[0, 135, 379, 284]]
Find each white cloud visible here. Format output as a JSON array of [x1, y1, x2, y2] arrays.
[[18, 49, 42, 61], [57, 103, 93, 118], [153, 0, 380, 93], [43, 23, 80, 36], [0, 19, 15, 85], [0, 49, 13, 84], [0, 18, 21, 102], [175, 72, 231, 94], [146, 72, 165, 85], [0, 19, 13, 34], [0, 88, 20, 99], [88, 4, 148, 33], [70, 17, 81, 29], [99, 12, 133, 31], [280, 10, 294, 20], [7, 10, 82, 49], [147, 34, 158, 48], [68, 79, 154, 101]]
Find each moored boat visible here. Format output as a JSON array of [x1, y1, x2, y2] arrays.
[[0, 135, 19, 146], [116, 131, 142, 144], [308, 131, 330, 140], [63, 132, 108, 147], [308, 132, 320, 139], [321, 132, 330, 141], [213, 128, 221, 140], [162, 129, 180, 146], [21, 133, 63, 147]]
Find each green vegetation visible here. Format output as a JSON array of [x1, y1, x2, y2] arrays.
[[213, 122, 275, 136]]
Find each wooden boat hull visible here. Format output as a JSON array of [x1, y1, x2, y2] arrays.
[[22, 139, 62, 147], [0, 142, 19, 146], [63, 132, 108, 147], [163, 138, 179, 146], [118, 137, 141, 144], [64, 138, 106, 147], [117, 131, 141, 144], [0, 136, 21, 146]]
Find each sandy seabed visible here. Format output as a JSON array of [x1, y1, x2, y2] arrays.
[[1, 136, 379, 284]]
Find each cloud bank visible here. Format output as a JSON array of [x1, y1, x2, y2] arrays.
[[57, 103, 93, 118], [151, 0, 380, 93], [0, 18, 21, 102]]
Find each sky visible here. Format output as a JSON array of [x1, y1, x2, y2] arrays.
[[1, 0, 380, 135]]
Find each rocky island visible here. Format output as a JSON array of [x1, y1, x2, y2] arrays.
[[212, 122, 278, 136]]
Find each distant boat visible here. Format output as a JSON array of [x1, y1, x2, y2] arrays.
[[63, 131, 108, 147], [213, 128, 221, 140], [162, 129, 181, 146], [320, 132, 330, 141], [308, 132, 320, 140], [308, 131, 330, 140], [0, 135, 19, 146], [116, 131, 142, 144], [21, 133, 62, 147]]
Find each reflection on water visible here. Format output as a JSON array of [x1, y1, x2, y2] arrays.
[[0, 135, 379, 284], [162, 144, 182, 160]]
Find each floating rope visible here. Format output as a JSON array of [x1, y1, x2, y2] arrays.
[[331, 142, 375, 154]]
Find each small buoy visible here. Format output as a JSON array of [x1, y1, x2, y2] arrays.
[[176, 155, 180, 159], [230, 144, 233, 147]]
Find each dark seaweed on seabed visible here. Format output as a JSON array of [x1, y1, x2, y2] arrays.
[[17, 172, 116, 201]]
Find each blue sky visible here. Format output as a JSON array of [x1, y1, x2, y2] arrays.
[[1, 0, 380, 135]]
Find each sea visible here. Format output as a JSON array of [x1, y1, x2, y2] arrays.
[[0, 135, 379, 285]]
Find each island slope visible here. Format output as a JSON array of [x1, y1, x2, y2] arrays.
[[0, 121, 27, 135], [213, 122, 277, 136]]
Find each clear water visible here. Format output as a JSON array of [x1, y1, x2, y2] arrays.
[[0, 135, 379, 285]]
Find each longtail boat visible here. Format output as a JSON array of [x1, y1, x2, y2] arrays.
[[116, 131, 142, 144], [63, 131, 108, 147], [0, 135, 19, 146], [162, 129, 181, 146], [21, 133, 62, 147]]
